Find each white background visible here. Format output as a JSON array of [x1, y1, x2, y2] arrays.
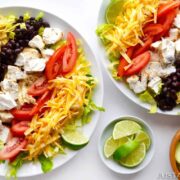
[[0, 0, 180, 180]]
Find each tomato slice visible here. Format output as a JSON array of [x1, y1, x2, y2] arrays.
[[11, 121, 29, 137], [143, 24, 164, 36], [117, 47, 134, 77], [11, 104, 34, 121], [0, 138, 27, 160], [31, 91, 50, 115], [11, 91, 50, 120], [157, 9, 178, 39], [28, 76, 48, 97], [133, 36, 153, 58], [62, 32, 77, 74], [45, 45, 67, 80], [157, 1, 180, 18], [124, 51, 151, 76]]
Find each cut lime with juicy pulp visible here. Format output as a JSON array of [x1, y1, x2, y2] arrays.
[[175, 142, 180, 164], [62, 130, 89, 150], [105, 0, 125, 24], [113, 120, 142, 140], [104, 136, 128, 158], [113, 140, 140, 161], [119, 143, 146, 167], [135, 130, 151, 151]]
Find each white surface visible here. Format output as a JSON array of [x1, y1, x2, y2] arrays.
[[0, 0, 180, 180], [99, 116, 155, 174], [0, 6, 103, 177]]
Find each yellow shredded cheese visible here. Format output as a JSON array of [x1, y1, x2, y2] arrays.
[[25, 48, 96, 160], [98, 0, 160, 62]]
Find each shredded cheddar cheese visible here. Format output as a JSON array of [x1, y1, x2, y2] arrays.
[[25, 48, 96, 160], [97, 0, 160, 63]]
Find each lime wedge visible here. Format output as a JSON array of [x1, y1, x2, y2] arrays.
[[135, 130, 151, 151], [62, 130, 89, 150], [105, 0, 125, 24], [119, 143, 146, 167], [175, 142, 180, 164], [113, 120, 142, 140], [104, 136, 128, 158], [113, 140, 140, 161]]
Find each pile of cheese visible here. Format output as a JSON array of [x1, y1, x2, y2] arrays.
[[25, 48, 96, 160], [102, 0, 159, 63], [0, 15, 17, 48]]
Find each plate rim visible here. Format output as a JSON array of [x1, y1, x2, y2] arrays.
[[0, 5, 104, 177]]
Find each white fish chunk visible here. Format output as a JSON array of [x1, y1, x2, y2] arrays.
[[5, 66, 26, 81], [29, 35, 45, 50], [1, 79, 19, 100], [43, 28, 63, 45], [0, 92, 17, 111], [15, 48, 41, 67]]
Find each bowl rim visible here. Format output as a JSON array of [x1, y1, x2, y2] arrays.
[[98, 115, 155, 174], [170, 129, 180, 179]]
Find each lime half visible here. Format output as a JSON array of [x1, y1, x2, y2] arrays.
[[113, 120, 142, 140], [104, 136, 128, 158], [62, 130, 89, 150], [119, 143, 146, 167], [135, 130, 151, 151], [113, 140, 140, 161], [105, 0, 125, 24]]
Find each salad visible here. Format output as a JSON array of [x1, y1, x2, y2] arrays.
[[97, 0, 180, 112], [0, 12, 103, 177]]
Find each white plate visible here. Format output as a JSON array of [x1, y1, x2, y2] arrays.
[[96, 0, 179, 115], [0, 6, 103, 177]]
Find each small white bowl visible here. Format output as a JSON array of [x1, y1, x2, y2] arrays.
[[98, 116, 155, 174]]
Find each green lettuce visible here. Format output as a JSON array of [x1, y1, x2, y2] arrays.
[[139, 91, 157, 114], [38, 154, 53, 173], [82, 100, 105, 124], [7, 153, 27, 179]]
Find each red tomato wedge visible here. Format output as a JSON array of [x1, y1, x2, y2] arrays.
[[11, 91, 50, 120], [143, 24, 164, 36], [0, 138, 27, 160], [62, 32, 78, 74], [124, 51, 151, 76], [45, 45, 67, 80], [28, 76, 48, 97], [11, 104, 34, 121], [11, 121, 29, 137], [117, 47, 134, 77], [133, 36, 153, 58], [157, 1, 180, 18], [31, 91, 50, 115], [157, 8, 178, 38]]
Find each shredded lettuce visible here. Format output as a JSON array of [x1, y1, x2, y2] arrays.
[[82, 100, 105, 124], [23, 12, 30, 21], [6, 153, 27, 179], [38, 154, 53, 173], [36, 12, 44, 21], [38, 27, 45, 36], [20, 23, 26, 29], [139, 91, 157, 113], [51, 40, 67, 50]]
